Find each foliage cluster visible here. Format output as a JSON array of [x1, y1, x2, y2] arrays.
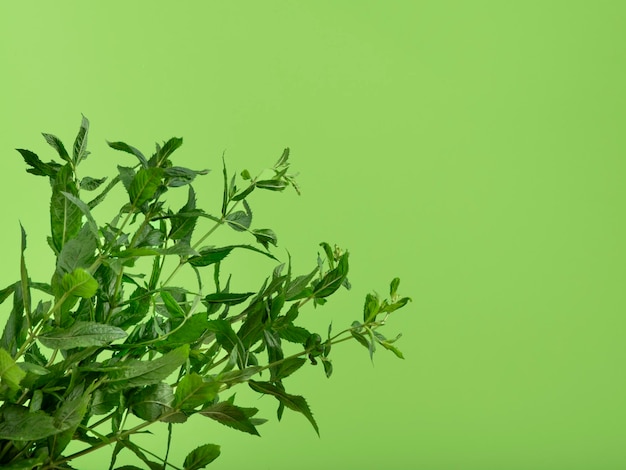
[[0, 117, 410, 469]]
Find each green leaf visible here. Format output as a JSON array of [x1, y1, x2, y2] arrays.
[[183, 443, 221, 470], [164, 166, 209, 187], [175, 373, 220, 411], [128, 167, 163, 208], [16, 148, 61, 178], [277, 324, 311, 345], [390, 277, 400, 298], [311, 252, 349, 299], [225, 204, 252, 232], [249, 380, 319, 436], [274, 147, 290, 168], [61, 268, 99, 298], [252, 228, 278, 249], [42, 132, 70, 162], [0, 348, 26, 391], [50, 164, 82, 252], [80, 176, 107, 191], [130, 382, 175, 421], [1, 283, 26, 356], [39, 321, 127, 349], [61, 191, 101, 245], [160, 290, 186, 318], [203, 292, 255, 306], [200, 400, 261, 436], [56, 224, 98, 275], [169, 186, 198, 241], [108, 345, 189, 389], [189, 244, 277, 267], [19, 224, 31, 329], [49, 391, 91, 457], [274, 357, 307, 381], [154, 137, 183, 166], [256, 179, 288, 191], [73, 114, 90, 164], [108, 140, 148, 167], [363, 293, 380, 323], [87, 174, 121, 209], [0, 405, 62, 440], [285, 266, 319, 301]]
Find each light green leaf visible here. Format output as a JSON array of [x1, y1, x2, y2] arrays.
[[0, 348, 26, 391], [61, 268, 99, 298], [39, 321, 126, 349], [183, 443, 221, 470], [175, 373, 220, 411]]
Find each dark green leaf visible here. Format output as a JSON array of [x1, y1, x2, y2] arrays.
[[164, 166, 209, 187], [56, 224, 98, 275], [80, 176, 107, 191], [256, 179, 288, 191], [390, 277, 400, 298], [275, 357, 306, 381], [61, 191, 100, 244], [225, 206, 251, 232], [0, 283, 15, 306], [130, 382, 175, 421], [285, 266, 319, 301], [154, 137, 183, 166], [311, 252, 349, 299], [252, 228, 278, 249], [183, 443, 221, 470], [249, 380, 319, 435], [49, 391, 91, 457], [274, 148, 290, 168], [200, 401, 261, 436], [175, 373, 220, 411], [39, 321, 126, 349], [231, 183, 255, 201], [87, 174, 121, 209], [363, 293, 380, 323], [42, 132, 70, 162], [277, 324, 311, 345], [204, 292, 254, 306], [16, 148, 61, 178], [169, 186, 198, 241], [73, 114, 90, 163], [108, 140, 148, 167], [160, 291, 186, 318], [189, 244, 277, 267]]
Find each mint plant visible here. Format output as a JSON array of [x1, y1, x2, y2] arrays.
[[0, 117, 410, 469]]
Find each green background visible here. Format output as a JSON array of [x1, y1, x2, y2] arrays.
[[1, 1, 625, 468]]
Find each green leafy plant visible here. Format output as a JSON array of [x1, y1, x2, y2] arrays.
[[0, 116, 410, 469]]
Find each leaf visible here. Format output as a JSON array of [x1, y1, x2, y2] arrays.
[[285, 265, 319, 301], [0, 348, 26, 391], [108, 140, 148, 167], [311, 252, 349, 299], [39, 321, 127, 349], [80, 176, 107, 191], [164, 166, 209, 187], [50, 164, 82, 252], [0, 405, 62, 440], [203, 292, 255, 306], [200, 401, 261, 436], [276, 324, 311, 345], [183, 443, 221, 470], [252, 228, 278, 250], [1, 283, 26, 356], [274, 147, 290, 168], [56, 224, 98, 275], [61, 191, 100, 245], [390, 277, 400, 298], [16, 148, 61, 178], [49, 392, 91, 457], [274, 357, 307, 381], [130, 382, 175, 421], [175, 373, 220, 411], [128, 167, 163, 208], [42, 132, 70, 162], [160, 290, 186, 318], [225, 207, 251, 232], [255, 179, 288, 191], [249, 380, 319, 435], [189, 244, 277, 267], [363, 293, 380, 323], [19, 224, 31, 328], [169, 186, 198, 241], [73, 114, 90, 164], [61, 268, 99, 298], [108, 345, 189, 389], [87, 174, 121, 209], [154, 137, 183, 166]]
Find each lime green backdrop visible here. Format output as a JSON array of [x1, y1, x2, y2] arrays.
[[1, 1, 625, 469]]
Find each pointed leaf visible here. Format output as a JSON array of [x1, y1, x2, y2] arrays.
[[0, 405, 61, 440], [73, 114, 90, 163], [130, 382, 175, 421], [175, 373, 219, 411], [129, 167, 163, 208], [108, 345, 189, 389], [50, 165, 82, 252], [42, 132, 70, 162], [39, 321, 126, 349], [80, 176, 107, 191], [183, 443, 221, 470], [0, 348, 26, 391], [200, 401, 261, 436], [16, 148, 61, 178], [61, 268, 99, 298], [108, 140, 148, 167]]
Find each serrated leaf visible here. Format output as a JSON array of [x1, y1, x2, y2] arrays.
[[49, 392, 91, 457], [249, 380, 319, 435], [225, 205, 251, 232], [277, 324, 311, 344], [0, 348, 25, 391], [164, 166, 209, 187], [130, 382, 175, 421], [108, 140, 148, 167], [80, 176, 107, 191], [50, 165, 82, 252], [169, 186, 198, 241], [183, 443, 221, 470], [154, 137, 183, 166], [73, 114, 90, 164], [255, 179, 288, 191], [56, 224, 98, 275], [129, 167, 163, 208], [189, 244, 277, 267], [285, 265, 319, 301], [61, 191, 100, 245], [108, 345, 189, 389], [61, 268, 99, 298], [0, 405, 62, 440], [175, 373, 220, 411], [200, 401, 261, 436], [252, 228, 277, 250], [39, 321, 126, 349], [203, 292, 254, 306], [312, 252, 349, 299], [274, 357, 306, 381], [16, 148, 61, 178]]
